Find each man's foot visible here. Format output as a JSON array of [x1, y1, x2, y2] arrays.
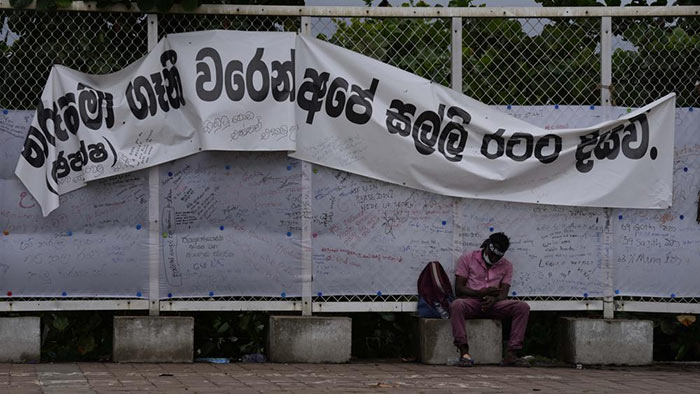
[[456, 353, 475, 367], [500, 349, 530, 367]]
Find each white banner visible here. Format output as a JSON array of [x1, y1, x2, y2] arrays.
[[15, 31, 675, 216], [15, 31, 297, 216], [291, 36, 676, 210]]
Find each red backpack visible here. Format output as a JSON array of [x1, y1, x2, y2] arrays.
[[417, 261, 455, 319]]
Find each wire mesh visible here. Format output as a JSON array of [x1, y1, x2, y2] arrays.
[[0, 9, 149, 110], [0, 6, 698, 311], [311, 16, 452, 88], [158, 13, 300, 37], [611, 15, 700, 109], [461, 17, 601, 107]]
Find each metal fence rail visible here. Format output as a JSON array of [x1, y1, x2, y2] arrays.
[[1, 2, 699, 315]]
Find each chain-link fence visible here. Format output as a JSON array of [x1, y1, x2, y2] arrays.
[[1, 3, 699, 314]]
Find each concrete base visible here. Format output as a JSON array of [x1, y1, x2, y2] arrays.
[[419, 318, 502, 365], [268, 316, 351, 363], [558, 317, 653, 365], [113, 316, 194, 363], [0, 317, 41, 363]]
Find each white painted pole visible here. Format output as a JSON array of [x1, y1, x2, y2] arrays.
[[147, 13, 160, 317]]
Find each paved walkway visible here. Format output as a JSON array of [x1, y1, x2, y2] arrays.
[[1, 362, 699, 394]]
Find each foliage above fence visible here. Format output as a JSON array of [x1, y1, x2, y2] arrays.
[[2, 1, 698, 109]]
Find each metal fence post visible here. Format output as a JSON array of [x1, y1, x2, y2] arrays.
[[600, 16, 612, 107], [451, 17, 463, 94], [600, 16, 615, 319], [147, 13, 161, 317], [300, 16, 313, 316]]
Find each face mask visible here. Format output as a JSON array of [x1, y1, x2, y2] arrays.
[[483, 250, 493, 266]]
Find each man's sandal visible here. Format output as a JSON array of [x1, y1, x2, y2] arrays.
[[456, 356, 475, 367], [499, 356, 531, 367]]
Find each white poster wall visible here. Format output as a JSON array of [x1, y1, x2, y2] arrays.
[[2, 106, 699, 298]]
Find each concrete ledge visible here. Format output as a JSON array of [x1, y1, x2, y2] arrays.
[[558, 317, 653, 365], [113, 316, 194, 363], [268, 316, 351, 363], [419, 318, 502, 365], [0, 317, 40, 363]]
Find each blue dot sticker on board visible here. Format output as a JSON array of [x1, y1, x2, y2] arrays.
[[317, 292, 323, 297], [618, 215, 623, 220], [690, 107, 694, 112], [489, 227, 494, 232], [286, 231, 292, 237], [136, 224, 142, 230], [168, 171, 173, 177], [684, 167, 689, 172], [67, 231, 73, 236], [512, 291, 517, 296], [589, 105, 595, 110], [554, 104, 559, 109], [220, 225, 225, 231], [507, 104, 512, 110], [281, 292, 286, 298], [137, 292, 142, 297], [583, 293, 589, 298], [225, 165, 231, 170], [209, 291, 214, 297], [2, 109, 7, 115], [680, 215, 685, 220], [615, 289, 620, 295], [168, 293, 173, 298], [287, 165, 292, 171], [62, 291, 67, 297], [671, 293, 676, 298], [442, 220, 447, 226], [376, 291, 382, 296]]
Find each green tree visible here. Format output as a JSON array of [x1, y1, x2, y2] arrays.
[[0, 1, 301, 109], [322, 0, 698, 107], [322, 1, 452, 87]]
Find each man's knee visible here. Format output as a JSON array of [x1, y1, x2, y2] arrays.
[[450, 298, 478, 316], [515, 301, 530, 315], [450, 298, 466, 314]]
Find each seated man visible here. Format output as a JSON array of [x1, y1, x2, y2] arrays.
[[450, 232, 530, 367]]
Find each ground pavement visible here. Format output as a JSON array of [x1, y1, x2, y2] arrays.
[[1, 361, 699, 394]]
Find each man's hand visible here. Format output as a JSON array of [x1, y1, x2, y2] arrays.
[[481, 295, 497, 311], [481, 287, 500, 297]]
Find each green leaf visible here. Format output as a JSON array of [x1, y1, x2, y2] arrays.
[[77, 336, 95, 355], [675, 344, 688, 360], [9, 0, 33, 8], [53, 316, 70, 332], [379, 313, 396, 322], [136, 0, 155, 11], [36, 0, 57, 11], [216, 322, 230, 334], [155, 0, 174, 12], [55, 0, 72, 7], [181, 0, 198, 12]]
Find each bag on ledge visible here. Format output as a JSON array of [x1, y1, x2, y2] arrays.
[[417, 261, 454, 319]]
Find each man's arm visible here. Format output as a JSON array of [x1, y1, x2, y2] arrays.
[[455, 276, 499, 298]]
